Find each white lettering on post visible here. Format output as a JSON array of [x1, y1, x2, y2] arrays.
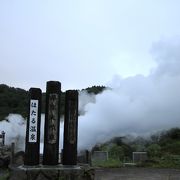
[[29, 100, 38, 143]]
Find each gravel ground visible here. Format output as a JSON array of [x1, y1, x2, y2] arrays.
[[1, 167, 180, 180], [95, 167, 180, 180]]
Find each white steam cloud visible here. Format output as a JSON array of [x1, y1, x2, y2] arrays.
[[78, 38, 180, 149], [0, 114, 26, 152], [0, 114, 64, 153], [1, 38, 180, 151]]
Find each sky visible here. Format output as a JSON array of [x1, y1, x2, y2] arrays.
[[1, 0, 180, 91], [1, 1, 180, 150]]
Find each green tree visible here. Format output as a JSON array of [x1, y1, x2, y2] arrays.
[[109, 144, 124, 161], [147, 144, 161, 158]]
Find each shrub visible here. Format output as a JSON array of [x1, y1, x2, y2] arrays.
[[147, 144, 161, 158]]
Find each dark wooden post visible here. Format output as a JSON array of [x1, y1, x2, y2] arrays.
[[63, 90, 78, 165], [24, 88, 42, 166], [10, 142, 15, 165], [61, 149, 63, 164], [85, 150, 89, 164], [1, 131, 5, 146], [43, 81, 61, 165]]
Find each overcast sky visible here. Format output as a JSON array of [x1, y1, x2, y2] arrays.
[[1, 0, 180, 91]]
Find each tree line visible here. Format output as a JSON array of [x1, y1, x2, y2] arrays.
[[0, 84, 105, 120], [92, 128, 180, 168]]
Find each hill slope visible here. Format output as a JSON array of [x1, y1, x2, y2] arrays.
[[0, 84, 105, 120]]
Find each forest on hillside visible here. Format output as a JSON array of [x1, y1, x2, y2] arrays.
[[0, 84, 105, 120], [92, 128, 180, 168]]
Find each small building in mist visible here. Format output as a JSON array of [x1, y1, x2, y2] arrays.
[[133, 152, 147, 163]]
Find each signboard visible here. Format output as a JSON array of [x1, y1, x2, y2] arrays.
[[48, 93, 59, 144], [29, 100, 38, 143]]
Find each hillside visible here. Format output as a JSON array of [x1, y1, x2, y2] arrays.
[[0, 84, 105, 120], [92, 128, 180, 168]]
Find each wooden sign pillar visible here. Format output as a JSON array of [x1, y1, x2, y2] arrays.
[[63, 90, 78, 165], [24, 88, 42, 166], [1, 131, 5, 146], [43, 81, 61, 165]]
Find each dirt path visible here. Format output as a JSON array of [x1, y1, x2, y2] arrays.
[[95, 167, 180, 180]]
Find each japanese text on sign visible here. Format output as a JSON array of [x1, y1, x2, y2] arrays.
[[68, 100, 77, 144], [48, 93, 59, 144], [29, 100, 38, 143]]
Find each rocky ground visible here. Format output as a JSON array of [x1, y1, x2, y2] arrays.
[[95, 167, 180, 180], [1, 167, 180, 180]]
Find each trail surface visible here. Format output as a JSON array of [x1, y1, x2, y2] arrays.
[[95, 167, 180, 180]]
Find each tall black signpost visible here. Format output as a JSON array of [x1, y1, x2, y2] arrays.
[[13, 82, 95, 180], [1, 131, 5, 146], [43, 81, 61, 165], [24, 88, 42, 166], [63, 90, 78, 165]]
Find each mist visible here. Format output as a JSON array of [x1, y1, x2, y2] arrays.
[[78, 38, 180, 149], [1, 38, 180, 151], [0, 114, 64, 153], [0, 114, 26, 152]]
